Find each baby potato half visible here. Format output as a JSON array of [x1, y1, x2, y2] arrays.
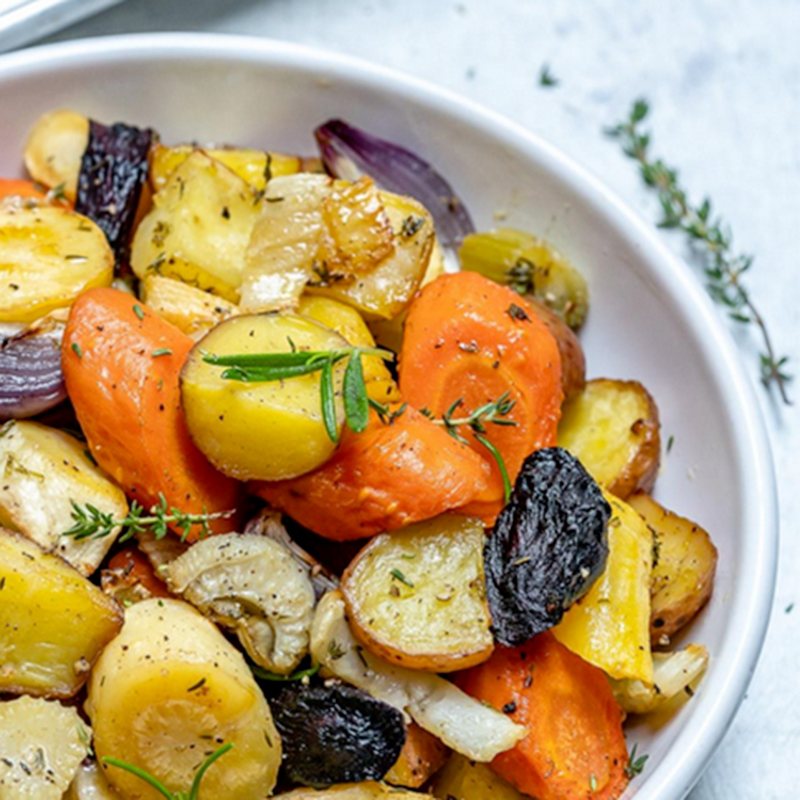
[[181, 313, 349, 481]]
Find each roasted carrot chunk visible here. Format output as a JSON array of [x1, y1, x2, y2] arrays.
[[62, 287, 241, 539], [458, 631, 630, 800]]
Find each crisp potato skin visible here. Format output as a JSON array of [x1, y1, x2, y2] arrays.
[[528, 298, 586, 400], [341, 515, 494, 672], [628, 493, 718, 646], [557, 378, 660, 499], [0, 529, 122, 698]]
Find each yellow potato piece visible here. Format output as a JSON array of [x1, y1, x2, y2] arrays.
[[0, 529, 123, 698], [342, 515, 494, 671], [274, 784, 433, 799], [181, 313, 348, 480], [0, 420, 128, 575], [87, 598, 281, 800], [297, 295, 400, 403], [553, 492, 654, 682], [131, 150, 259, 302], [430, 753, 525, 800], [149, 143, 304, 192], [0, 204, 113, 323], [557, 378, 660, 499], [23, 109, 89, 201]]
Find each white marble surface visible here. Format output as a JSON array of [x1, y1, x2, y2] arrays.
[[34, 1, 800, 797]]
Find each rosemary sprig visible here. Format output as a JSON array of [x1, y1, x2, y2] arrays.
[[102, 742, 233, 800], [371, 392, 517, 502], [607, 98, 792, 405], [62, 494, 234, 542], [203, 346, 394, 443]]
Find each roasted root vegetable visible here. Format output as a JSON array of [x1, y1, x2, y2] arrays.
[[0, 420, 129, 575], [139, 273, 237, 337], [628, 492, 718, 645], [458, 227, 589, 329], [166, 533, 315, 674], [253, 406, 491, 541], [297, 295, 400, 403], [384, 724, 448, 789], [0, 528, 122, 698], [181, 313, 349, 481], [65, 761, 120, 800], [399, 271, 562, 521], [149, 143, 305, 192], [558, 379, 661, 500], [310, 591, 525, 762], [430, 753, 525, 800], [0, 696, 92, 799], [610, 644, 709, 714], [0, 314, 66, 420], [86, 598, 281, 800], [75, 119, 153, 264], [274, 784, 433, 799], [458, 632, 629, 800], [62, 287, 241, 539], [0, 178, 48, 201], [341, 515, 493, 671], [271, 682, 406, 786], [23, 109, 89, 200], [131, 150, 260, 301], [553, 492, 654, 683], [0, 204, 113, 323], [484, 448, 611, 647], [101, 546, 169, 605]]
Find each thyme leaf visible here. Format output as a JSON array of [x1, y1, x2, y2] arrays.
[[607, 98, 792, 405], [624, 742, 649, 779]]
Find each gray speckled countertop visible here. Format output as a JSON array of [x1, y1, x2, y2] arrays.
[[31, 1, 800, 797]]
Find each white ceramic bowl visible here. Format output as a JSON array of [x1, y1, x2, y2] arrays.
[[0, 33, 777, 799]]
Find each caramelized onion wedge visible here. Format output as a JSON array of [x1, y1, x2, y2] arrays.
[[0, 317, 65, 420], [315, 119, 475, 249]]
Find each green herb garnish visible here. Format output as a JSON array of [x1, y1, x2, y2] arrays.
[[390, 568, 415, 588], [203, 346, 394, 443], [539, 64, 559, 87], [152, 348, 173, 358], [62, 493, 234, 542], [624, 743, 649, 778], [103, 742, 233, 800], [132, 303, 145, 320], [71, 342, 83, 359], [607, 98, 791, 405], [251, 663, 321, 682]]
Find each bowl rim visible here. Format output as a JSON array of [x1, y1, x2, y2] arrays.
[[0, 32, 779, 799]]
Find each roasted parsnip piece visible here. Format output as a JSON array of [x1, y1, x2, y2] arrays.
[[166, 533, 315, 674], [0, 696, 91, 799], [0, 420, 128, 575], [0, 529, 122, 698], [558, 378, 661, 499], [311, 591, 525, 762]]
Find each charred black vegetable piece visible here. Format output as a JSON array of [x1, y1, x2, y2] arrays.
[[75, 119, 153, 266], [271, 681, 406, 787], [485, 447, 611, 646]]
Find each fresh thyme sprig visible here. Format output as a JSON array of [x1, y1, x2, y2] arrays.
[[203, 346, 394, 443], [62, 494, 234, 542], [607, 98, 792, 405], [624, 742, 649, 779], [371, 392, 517, 502], [102, 742, 233, 800]]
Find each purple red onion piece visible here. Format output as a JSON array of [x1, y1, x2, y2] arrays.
[[314, 119, 475, 249], [0, 322, 66, 420]]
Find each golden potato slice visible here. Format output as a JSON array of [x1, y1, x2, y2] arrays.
[[430, 753, 525, 800], [274, 784, 433, 799], [628, 492, 718, 646], [0, 420, 128, 575], [131, 150, 260, 301], [557, 378, 660, 498], [87, 598, 281, 800], [181, 313, 349, 480], [149, 143, 304, 192], [0, 529, 122, 698], [385, 723, 448, 789], [139, 273, 237, 337], [0, 204, 113, 323], [297, 295, 400, 403], [553, 492, 653, 683], [23, 109, 89, 201], [0, 696, 92, 799], [342, 515, 493, 671]]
